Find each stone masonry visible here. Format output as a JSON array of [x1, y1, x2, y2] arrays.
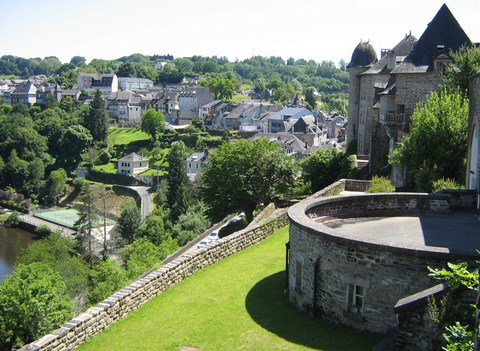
[[20, 213, 289, 351]]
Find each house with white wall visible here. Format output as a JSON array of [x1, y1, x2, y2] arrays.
[[117, 152, 149, 175]]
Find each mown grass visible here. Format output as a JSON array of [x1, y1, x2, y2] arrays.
[[93, 161, 117, 174], [78, 227, 382, 351], [108, 128, 150, 145]]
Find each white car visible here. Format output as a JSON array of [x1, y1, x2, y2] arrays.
[[207, 231, 219, 241], [229, 212, 245, 224], [197, 240, 209, 250]]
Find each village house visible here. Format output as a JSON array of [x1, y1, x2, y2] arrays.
[[177, 86, 215, 125], [117, 152, 149, 175], [77, 73, 118, 94], [185, 149, 209, 181], [148, 90, 180, 121], [347, 4, 471, 183], [267, 107, 313, 133], [118, 77, 154, 91]]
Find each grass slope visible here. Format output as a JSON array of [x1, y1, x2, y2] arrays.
[[108, 128, 150, 145], [78, 227, 382, 351]]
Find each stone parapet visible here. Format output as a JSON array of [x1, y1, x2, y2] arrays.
[[20, 212, 289, 351]]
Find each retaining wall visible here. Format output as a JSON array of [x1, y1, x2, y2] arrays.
[[20, 212, 289, 351]]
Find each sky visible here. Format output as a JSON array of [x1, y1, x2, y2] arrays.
[[1, 0, 479, 66]]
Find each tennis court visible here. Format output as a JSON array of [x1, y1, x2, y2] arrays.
[[34, 209, 115, 229]]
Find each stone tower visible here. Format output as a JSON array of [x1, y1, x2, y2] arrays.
[[346, 41, 377, 153]]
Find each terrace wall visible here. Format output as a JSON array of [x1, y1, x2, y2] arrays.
[[20, 212, 289, 351]]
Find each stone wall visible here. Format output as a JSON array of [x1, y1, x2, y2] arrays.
[[394, 284, 475, 351], [20, 213, 289, 351], [287, 193, 473, 335]]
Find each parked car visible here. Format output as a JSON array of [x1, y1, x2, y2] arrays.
[[229, 212, 245, 224], [197, 239, 209, 250], [207, 231, 219, 241]]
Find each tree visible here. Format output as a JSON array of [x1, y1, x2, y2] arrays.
[[140, 108, 166, 141], [304, 87, 317, 111], [171, 202, 210, 246], [87, 260, 127, 304], [300, 148, 356, 194], [116, 62, 135, 77], [201, 138, 296, 222], [166, 141, 190, 221], [137, 207, 172, 245], [84, 90, 109, 145], [75, 185, 98, 265], [16, 232, 89, 299], [28, 157, 45, 196], [118, 203, 142, 244], [5, 149, 29, 190], [444, 45, 480, 98], [390, 89, 468, 192], [57, 125, 93, 171], [48, 168, 68, 203], [200, 73, 238, 101], [119, 237, 162, 279], [0, 263, 73, 350]]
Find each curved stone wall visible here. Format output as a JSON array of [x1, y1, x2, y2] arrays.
[[287, 193, 476, 334]]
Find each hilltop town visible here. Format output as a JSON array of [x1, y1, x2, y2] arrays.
[[0, 3, 479, 351]]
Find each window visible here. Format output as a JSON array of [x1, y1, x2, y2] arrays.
[[295, 260, 303, 291], [347, 284, 365, 315]]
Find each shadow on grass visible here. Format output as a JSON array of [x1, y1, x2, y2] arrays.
[[245, 271, 382, 351]]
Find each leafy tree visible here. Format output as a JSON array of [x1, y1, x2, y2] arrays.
[[16, 232, 89, 299], [28, 157, 45, 196], [390, 89, 468, 192], [200, 73, 238, 101], [201, 138, 296, 222], [137, 206, 172, 245], [119, 237, 162, 279], [48, 168, 68, 203], [171, 202, 210, 246], [304, 87, 317, 111], [57, 125, 93, 170], [166, 141, 190, 221], [140, 108, 166, 141], [70, 56, 86, 68], [300, 148, 356, 193], [75, 185, 98, 265], [444, 45, 480, 98], [116, 62, 135, 77], [0, 263, 73, 350], [118, 203, 142, 244], [87, 260, 127, 304], [84, 90, 109, 145], [5, 149, 29, 190]]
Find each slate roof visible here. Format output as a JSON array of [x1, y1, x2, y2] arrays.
[[362, 34, 417, 75], [392, 4, 471, 74], [347, 41, 378, 68], [118, 152, 148, 162]]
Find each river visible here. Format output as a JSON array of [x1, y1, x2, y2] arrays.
[[0, 226, 36, 280]]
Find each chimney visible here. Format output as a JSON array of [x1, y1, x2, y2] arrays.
[[387, 50, 395, 70]]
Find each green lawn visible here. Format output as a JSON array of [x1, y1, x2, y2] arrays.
[[78, 227, 382, 351], [108, 128, 150, 145], [93, 161, 117, 174]]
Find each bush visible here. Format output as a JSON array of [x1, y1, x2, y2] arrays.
[[432, 178, 464, 193], [367, 176, 396, 193], [97, 149, 112, 164], [35, 224, 52, 238], [4, 211, 21, 228], [72, 178, 90, 192]]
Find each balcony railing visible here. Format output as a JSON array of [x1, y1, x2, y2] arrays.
[[380, 113, 407, 126]]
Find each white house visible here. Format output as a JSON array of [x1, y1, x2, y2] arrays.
[[117, 152, 149, 175], [185, 150, 209, 180], [77, 73, 118, 94], [118, 77, 154, 91]]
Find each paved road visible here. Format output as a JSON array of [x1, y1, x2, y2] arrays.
[[127, 186, 153, 220]]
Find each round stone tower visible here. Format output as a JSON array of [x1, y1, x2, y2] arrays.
[[346, 41, 377, 148]]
